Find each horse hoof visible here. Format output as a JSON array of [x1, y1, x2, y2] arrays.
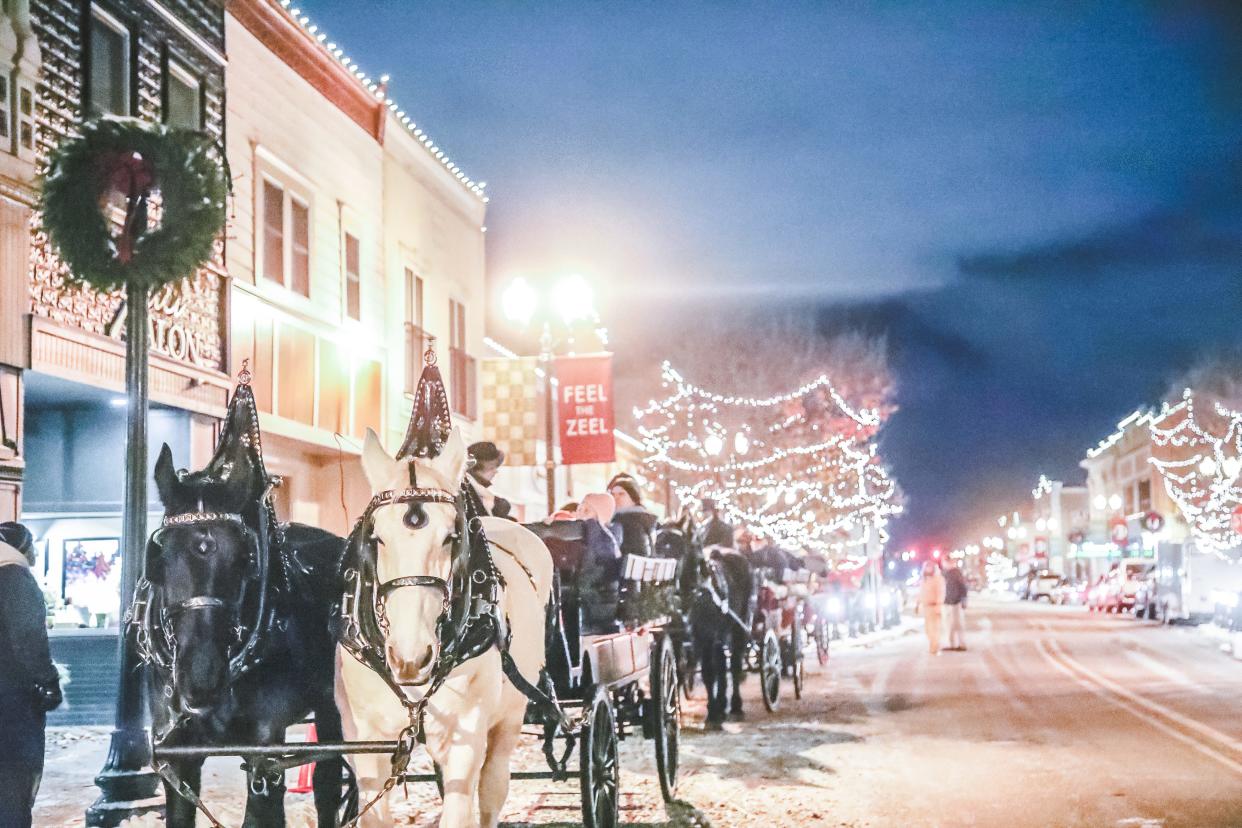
[[728, 710, 745, 722]]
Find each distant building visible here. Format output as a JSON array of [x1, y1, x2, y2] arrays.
[[1078, 409, 1188, 581], [1029, 475, 1088, 578]]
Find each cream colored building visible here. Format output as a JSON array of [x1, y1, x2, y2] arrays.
[[225, 0, 486, 535], [1078, 409, 1188, 579]]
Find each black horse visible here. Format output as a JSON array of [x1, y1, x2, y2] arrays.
[[655, 513, 754, 729], [139, 379, 352, 827]]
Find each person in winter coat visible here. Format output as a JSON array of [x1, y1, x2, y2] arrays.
[[0, 521, 62, 828], [466, 441, 514, 519], [697, 498, 735, 548], [919, 560, 947, 655], [943, 558, 969, 651], [607, 474, 657, 557], [573, 493, 624, 631]]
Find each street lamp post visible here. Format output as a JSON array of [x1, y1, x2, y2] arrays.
[[503, 274, 598, 518]]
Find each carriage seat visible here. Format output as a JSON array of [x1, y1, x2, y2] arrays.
[[524, 519, 622, 634]]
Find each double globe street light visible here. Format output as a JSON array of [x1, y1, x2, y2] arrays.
[[501, 274, 598, 514]]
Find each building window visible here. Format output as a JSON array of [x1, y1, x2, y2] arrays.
[[89, 7, 131, 117], [17, 83, 33, 152], [404, 268, 426, 394], [164, 60, 201, 130], [258, 176, 311, 297], [261, 180, 284, 284], [344, 232, 360, 320], [1138, 478, 1152, 513], [448, 299, 475, 418]]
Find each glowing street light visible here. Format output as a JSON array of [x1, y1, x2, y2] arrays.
[[502, 276, 538, 325], [552, 273, 595, 324], [703, 433, 724, 456]]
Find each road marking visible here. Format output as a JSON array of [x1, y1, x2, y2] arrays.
[[1036, 639, 1242, 776], [1036, 625, 1242, 754], [1120, 645, 1213, 697]]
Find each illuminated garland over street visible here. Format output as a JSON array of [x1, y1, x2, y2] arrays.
[[1149, 389, 1242, 556], [636, 361, 900, 555]]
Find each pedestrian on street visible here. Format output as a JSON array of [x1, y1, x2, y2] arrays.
[[943, 558, 969, 651], [919, 560, 946, 655], [0, 521, 62, 828]]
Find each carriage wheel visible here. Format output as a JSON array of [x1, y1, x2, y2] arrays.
[[650, 635, 681, 803], [815, 616, 831, 666], [760, 629, 782, 712], [791, 607, 805, 700], [580, 686, 619, 828], [679, 642, 698, 700]]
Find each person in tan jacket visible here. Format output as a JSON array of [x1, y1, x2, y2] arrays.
[[919, 560, 947, 655]]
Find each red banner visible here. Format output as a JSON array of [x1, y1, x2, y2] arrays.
[[555, 354, 615, 465]]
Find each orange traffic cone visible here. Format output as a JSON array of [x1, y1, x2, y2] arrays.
[[289, 723, 317, 794]]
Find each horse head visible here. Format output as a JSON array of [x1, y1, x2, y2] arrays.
[[151, 440, 268, 712], [360, 425, 466, 686]]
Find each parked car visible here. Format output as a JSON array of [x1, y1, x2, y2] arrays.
[[1053, 578, 1088, 605], [1026, 570, 1062, 602], [1097, 561, 1154, 613], [1144, 542, 1242, 624]]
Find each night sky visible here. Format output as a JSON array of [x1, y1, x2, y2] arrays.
[[298, 1, 1242, 546]]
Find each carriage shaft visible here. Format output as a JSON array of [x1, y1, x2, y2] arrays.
[[154, 741, 401, 760]]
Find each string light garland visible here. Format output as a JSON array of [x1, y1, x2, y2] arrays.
[[1149, 388, 1242, 557], [276, 0, 489, 203], [636, 360, 900, 556]]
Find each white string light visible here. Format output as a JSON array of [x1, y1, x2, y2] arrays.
[[275, 0, 488, 203]]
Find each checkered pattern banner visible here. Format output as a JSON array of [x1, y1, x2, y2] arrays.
[[480, 357, 540, 466]]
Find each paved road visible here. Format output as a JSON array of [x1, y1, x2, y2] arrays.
[[35, 595, 1242, 827]]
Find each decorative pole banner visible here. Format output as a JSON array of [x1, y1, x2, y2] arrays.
[[554, 353, 615, 465]]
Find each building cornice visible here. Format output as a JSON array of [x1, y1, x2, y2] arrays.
[[228, 0, 384, 141]]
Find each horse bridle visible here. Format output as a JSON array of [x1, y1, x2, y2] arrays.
[[364, 485, 459, 643], [138, 506, 272, 691]]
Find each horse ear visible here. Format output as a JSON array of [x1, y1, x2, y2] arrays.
[[435, 427, 468, 485], [154, 444, 179, 506], [361, 428, 398, 489]]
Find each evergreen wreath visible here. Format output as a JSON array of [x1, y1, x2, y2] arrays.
[[39, 117, 228, 292]]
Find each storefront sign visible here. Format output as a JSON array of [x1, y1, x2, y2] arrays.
[[555, 354, 615, 465]]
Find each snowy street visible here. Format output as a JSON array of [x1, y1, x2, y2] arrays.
[[34, 596, 1242, 827]]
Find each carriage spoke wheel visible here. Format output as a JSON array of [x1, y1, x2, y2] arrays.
[[679, 642, 698, 700], [791, 607, 805, 700], [581, 687, 619, 828], [651, 636, 681, 802], [815, 616, 831, 666], [760, 629, 782, 712]]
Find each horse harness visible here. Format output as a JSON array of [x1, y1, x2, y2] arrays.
[[336, 467, 575, 823]]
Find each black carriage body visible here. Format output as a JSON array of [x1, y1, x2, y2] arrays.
[[526, 519, 679, 698]]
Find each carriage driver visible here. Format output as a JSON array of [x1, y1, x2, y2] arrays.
[[466, 441, 515, 519]]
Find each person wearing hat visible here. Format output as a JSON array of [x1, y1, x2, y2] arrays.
[[0, 521, 61, 828], [697, 497, 735, 549], [466, 441, 514, 520], [607, 473, 657, 558]]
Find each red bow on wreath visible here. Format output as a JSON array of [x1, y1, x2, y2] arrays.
[[98, 150, 155, 264]]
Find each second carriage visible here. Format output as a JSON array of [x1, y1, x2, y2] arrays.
[[519, 517, 683, 828]]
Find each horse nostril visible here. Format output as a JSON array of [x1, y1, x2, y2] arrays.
[[416, 645, 434, 670]]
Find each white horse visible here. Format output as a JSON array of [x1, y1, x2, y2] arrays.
[[336, 427, 553, 827]]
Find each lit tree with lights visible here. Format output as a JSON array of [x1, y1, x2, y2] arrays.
[[635, 330, 901, 561]]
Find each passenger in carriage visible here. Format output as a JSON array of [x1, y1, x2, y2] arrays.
[[607, 473, 657, 557], [572, 493, 623, 632], [466, 441, 515, 519], [697, 497, 736, 548], [748, 531, 804, 574]]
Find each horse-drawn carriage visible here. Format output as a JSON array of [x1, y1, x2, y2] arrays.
[[134, 353, 681, 828], [744, 564, 811, 711]]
